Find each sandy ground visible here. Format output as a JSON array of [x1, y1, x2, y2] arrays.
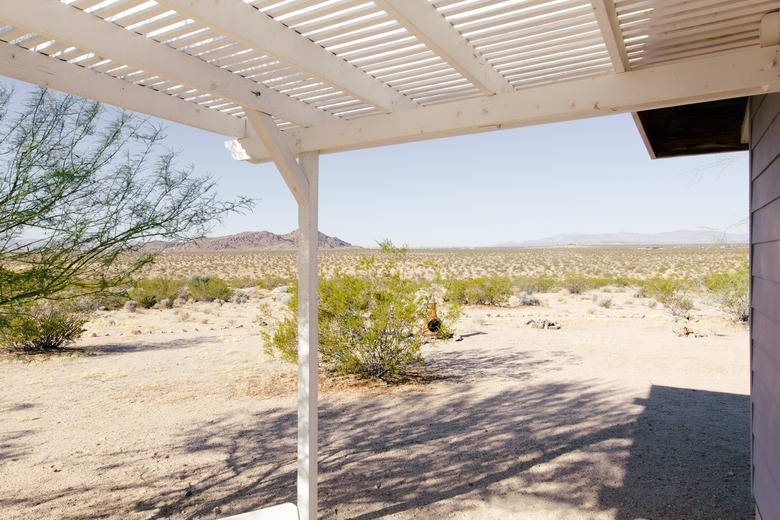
[[0, 288, 751, 519]]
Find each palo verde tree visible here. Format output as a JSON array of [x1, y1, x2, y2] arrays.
[[0, 86, 253, 321]]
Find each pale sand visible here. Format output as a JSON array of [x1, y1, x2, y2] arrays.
[[0, 288, 751, 519]]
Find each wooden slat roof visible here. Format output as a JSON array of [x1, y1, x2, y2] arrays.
[[1, 0, 779, 161]]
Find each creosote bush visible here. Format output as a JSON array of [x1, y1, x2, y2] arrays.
[[0, 300, 92, 351], [128, 277, 183, 309], [641, 277, 694, 320], [443, 276, 514, 306], [187, 275, 233, 302], [265, 241, 456, 382], [703, 264, 750, 322]]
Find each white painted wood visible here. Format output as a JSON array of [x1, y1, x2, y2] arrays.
[[158, 0, 416, 113], [0, 0, 337, 127], [220, 502, 299, 520], [375, 0, 513, 95], [244, 109, 309, 205], [591, 0, 630, 73], [631, 112, 656, 160], [231, 46, 780, 162], [0, 41, 248, 138], [296, 151, 319, 520]]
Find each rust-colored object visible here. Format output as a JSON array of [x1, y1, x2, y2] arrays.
[[423, 303, 442, 338]]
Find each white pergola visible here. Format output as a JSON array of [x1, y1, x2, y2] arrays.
[[1, 1, 780, 519]]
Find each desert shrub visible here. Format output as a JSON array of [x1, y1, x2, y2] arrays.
[[703, 264, 749, 322], [0, 300, 92, 351], [516, 291, 541, 306], [233, 292, 250, 304], [563, 275, 614, 294], [594, 295, 612, 308], [124, 300, 138, 312], [92, 293, 127, 311], [265, 242, 443, 381], [641, 277, 694, 319], [225, 276, 259, 289], [128, 277, 183, 308], [443, 276, 514, 306], [256, 276, 295, 291], [187, 275, 233, 302], [515, 276, 557, 293]]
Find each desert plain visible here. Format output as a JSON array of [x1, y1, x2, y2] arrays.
[[0, 246, 752, 519]]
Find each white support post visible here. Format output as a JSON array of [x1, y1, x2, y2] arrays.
[[241, 110, 319, 520], [297, 151, 319, 520]]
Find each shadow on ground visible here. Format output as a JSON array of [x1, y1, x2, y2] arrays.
[[166, 383, 750, 519], [0, 352, 751, 519], [599, 385, 751, 519]]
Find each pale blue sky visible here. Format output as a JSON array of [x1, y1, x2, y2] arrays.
[[3, 78, 748, 248]]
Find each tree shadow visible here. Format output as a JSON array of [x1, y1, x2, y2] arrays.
[[70, 378, 637, 518], [0, 335, 220, 359], [0, 357, 751, 519]]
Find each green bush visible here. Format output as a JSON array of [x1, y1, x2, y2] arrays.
[[128, 277, 183, 308], [640, 276, 694, 319], [703, 264, 749, 322], [0, 300, 92, 351], [255, 276, 295, 291], [515, 276, 557, 294], [265, 243, 445, 381], [563, 275, 613, 294], [443, 276, 514, 306], [187, 275, 232, 302]]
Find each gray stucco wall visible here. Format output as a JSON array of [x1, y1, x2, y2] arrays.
[[751, 93, 780, 520]]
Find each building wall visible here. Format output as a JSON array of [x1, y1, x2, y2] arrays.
[[751, 93, 780, 520]]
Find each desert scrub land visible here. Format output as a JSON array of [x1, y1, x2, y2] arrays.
[[135, 244, 748, 281], [0, 245, 751, 519]]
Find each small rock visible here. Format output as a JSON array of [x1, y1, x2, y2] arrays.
[[454, 335, 463, 342]]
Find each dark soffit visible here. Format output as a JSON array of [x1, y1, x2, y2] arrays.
[[637, 98, 749, 158]]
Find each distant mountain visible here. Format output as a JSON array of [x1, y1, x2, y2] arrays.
[[498, 230, 749, 247], [142, 230, 356, 251]]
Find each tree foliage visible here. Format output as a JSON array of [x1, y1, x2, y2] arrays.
[[0, 86, 252, 314]]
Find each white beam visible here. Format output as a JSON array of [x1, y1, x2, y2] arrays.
[[0, 42, 248, 138], [590, 0, 630, 73], [245, 109, 309, 205], [0, 0, 337, 127], [158, 0, 417, 113], [296, 151, 319, 520], [631, 112, 656, 160], [375, 0, 513, 96], [231, 46, 780, 162]]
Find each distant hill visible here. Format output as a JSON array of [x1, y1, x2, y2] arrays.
[[498, 230, 749, 247], [143, 230, 356, 251]]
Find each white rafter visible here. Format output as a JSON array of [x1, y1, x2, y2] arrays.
[[590, 0, 630, 73], [374, 0, 514, 95], [0, 41, 248, 138], [230, 46, 780, 162], [158, 0, 417, 113], [0, 0, 337, 127]]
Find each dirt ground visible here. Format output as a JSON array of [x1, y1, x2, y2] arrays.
[[0, 287, 751, 519]]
